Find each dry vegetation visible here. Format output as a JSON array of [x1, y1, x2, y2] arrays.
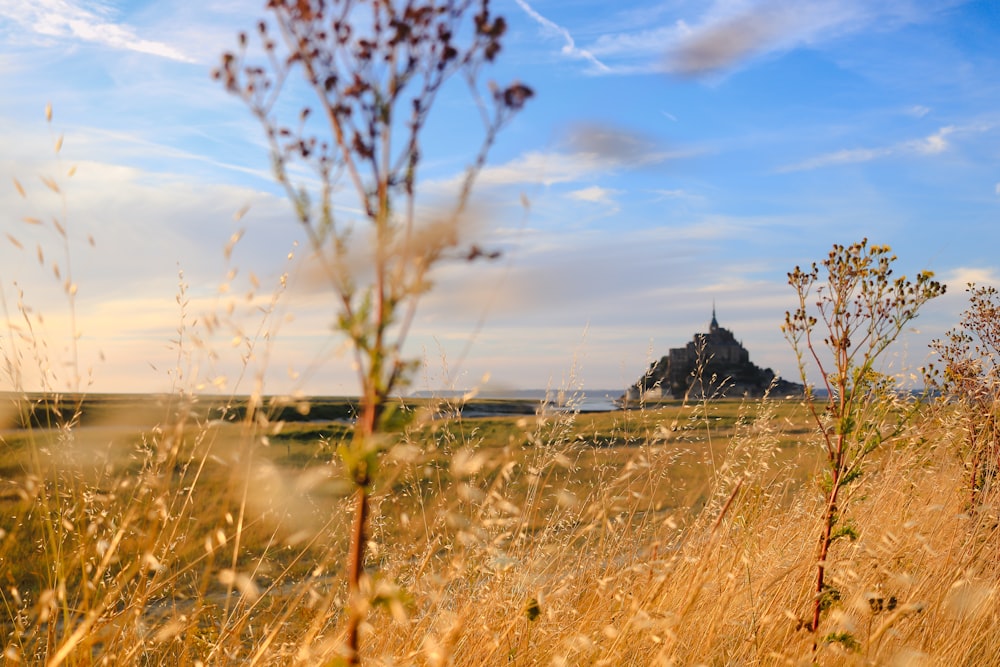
[[2, 388, 1000, 665]]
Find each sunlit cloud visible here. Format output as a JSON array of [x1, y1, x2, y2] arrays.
[[1, 0, 195, 63], [944, 267, 1000, 287]]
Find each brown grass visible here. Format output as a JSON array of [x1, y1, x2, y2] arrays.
[[4, 391, 998, 665]]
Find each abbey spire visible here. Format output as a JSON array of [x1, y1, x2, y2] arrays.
[[623, 312, 803, 402]]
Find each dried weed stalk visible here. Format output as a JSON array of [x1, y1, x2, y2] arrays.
[[782, 239, 944, 639], [929, 283, 1000, 507], [215, 1, 531, 662]]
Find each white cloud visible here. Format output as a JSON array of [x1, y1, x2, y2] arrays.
[[944, 267, 1000, 287], [568, 186, 620, 205], [995, 183, 1000, 195], [1, 0, 195, 63], [513, 0, 611, 73], [908, 125, 954, 154], [779, 125, 971, 172], [906, 105, 932, 118]]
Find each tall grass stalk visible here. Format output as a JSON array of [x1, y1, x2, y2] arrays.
[[782, 239, 945, 642], [215, 1, 531, 661]]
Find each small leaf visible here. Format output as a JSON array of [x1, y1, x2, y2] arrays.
[[6, 234, 23, 249], [45, 103, 52, 122], [54, 134, 63, 153], [22, 217, 43, 225], [831, 523, 859, 542], [12, 178, 26, 198], [823, 631, 860, 652]]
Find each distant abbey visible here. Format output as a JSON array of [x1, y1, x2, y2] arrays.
[[624, 309, 803, 402]]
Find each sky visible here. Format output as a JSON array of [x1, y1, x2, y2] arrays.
[[2, 0, 999, 397]]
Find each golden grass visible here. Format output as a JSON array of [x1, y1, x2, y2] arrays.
[[3, 391, 998, 665]]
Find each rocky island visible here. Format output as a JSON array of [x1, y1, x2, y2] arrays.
[[623, 308, 803, 403]]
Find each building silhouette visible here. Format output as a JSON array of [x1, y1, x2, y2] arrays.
[[624, 308, 802, 402]]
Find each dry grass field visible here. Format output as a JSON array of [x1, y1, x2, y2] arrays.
[[3, 390, 999, 665]]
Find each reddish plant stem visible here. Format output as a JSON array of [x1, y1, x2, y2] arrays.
[[812, 476, 841, 633], [345, 393, 380, 665], [346, 484, 370, 666]]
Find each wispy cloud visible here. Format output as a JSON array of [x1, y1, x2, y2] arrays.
[[667, 0, 868, 76], [568, 186, 620, 206], [454, 151, 608, 189], [780, 146, 891, 172], [589, 25, 679, 64], [909, 125, 954, 154], [651, 188, 700, 202], [512, 0, 611, 73], [584, 0, 961, 77], [778, 125, 965, 172], [1, 0, 195, 63], [428, 127, 694, 193]]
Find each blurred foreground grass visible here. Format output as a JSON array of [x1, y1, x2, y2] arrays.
[[4, 392, 995, 665]]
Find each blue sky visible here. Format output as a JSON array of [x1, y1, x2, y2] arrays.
[[2, 0, 999, 396]]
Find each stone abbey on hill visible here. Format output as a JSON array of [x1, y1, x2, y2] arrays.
[[624, 309, 803, 402]]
